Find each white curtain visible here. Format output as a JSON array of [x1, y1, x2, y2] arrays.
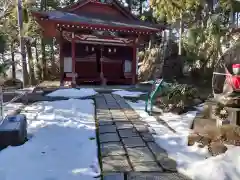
[[124, 60, 132, 73], [64, 57, 72, 72]]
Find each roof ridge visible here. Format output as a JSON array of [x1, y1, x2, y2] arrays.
[[56, 0, 138, 21]]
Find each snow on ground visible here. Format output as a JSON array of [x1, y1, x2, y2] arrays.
[[128, 100, 240, 180], [46, 88, 98, 98], [112, 90, 146, 97], [0, 98, 100, 180]]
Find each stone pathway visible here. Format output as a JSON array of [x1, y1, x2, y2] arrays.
[[95, 94, 190, 180]]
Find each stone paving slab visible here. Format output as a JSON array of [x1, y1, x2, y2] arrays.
[[114, 117, 130, 122], [99, 125, 117, 134], [99, 133, 120, 143], [102, 155, 132, 172], [122, 136, 146, 148], [147, 142, 168, 161], [97, 114, 112, 119], [118, 128, 139, 138], [127, 147, 156, 163], [103, 173, 124, 180], [98, 119, 114, 126], [101, 142, 126, 156], [127, 172, 190, 180], [95, 94, 191, 179], [116, 122, 134, 130], [140, 132, 155, 142], [147, 141, 177, 172], [160, 158, 177, 172], [133, 124, 149, 133], [132, 161, 163, 172]]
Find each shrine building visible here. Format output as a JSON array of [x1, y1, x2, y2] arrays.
[[32, 0, 165, 86]]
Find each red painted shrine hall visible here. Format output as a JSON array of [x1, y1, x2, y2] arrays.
[[32, 0, 165, 86]]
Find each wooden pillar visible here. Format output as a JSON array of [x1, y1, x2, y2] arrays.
[[100, 46, 106, 85], [59, 30, 64, 86], [71, 32, 76, 87], [132, 43, 137, 85]]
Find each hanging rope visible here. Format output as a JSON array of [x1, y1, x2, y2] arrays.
[[213, 72, 240, 77]]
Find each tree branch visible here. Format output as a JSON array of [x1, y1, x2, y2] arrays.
[[0, 0, 14, 19]]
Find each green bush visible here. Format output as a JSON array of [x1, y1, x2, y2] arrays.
[[157, 83, 199, 113]]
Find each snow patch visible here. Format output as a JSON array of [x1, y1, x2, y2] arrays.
[[112, 90, 145, 97], [46, 88, 98, 98], [127, 100, 240, 180], [0, 99, 100, 180]]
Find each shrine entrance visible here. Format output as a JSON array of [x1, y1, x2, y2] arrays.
[[62, 35, 134, 85]]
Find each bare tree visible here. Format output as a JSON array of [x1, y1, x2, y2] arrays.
[[0, 0, 14, 18]]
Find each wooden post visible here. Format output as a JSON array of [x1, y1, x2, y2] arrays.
[[71, 32, 76, 87], [71, 33, 76, 87], [100, 46, 106, 85], [132, 43, 137, 85], [0, 86, 3, 125], [59, 31, 64, 86]]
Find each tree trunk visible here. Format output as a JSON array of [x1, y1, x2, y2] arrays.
[[10, 44, 16, 79], [26, 41, 35, 85], [34, 39, 41, 81], [51, 38, 55, 78], [40, 0, 47, 80], [41, 38, 47, 80], [17, 0, 28, 87], [139, 0, 143, 16], [35, 40, 39, 63], [178, 12, 183, 55]]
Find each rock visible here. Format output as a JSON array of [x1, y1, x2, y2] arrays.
[[197, 135, 211, 146], [219, 125, 240, 145], [208, 142, 227, 156], [202, 126, 222, 141], [188, 133, 202, 146]]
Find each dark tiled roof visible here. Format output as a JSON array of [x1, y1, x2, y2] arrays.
[[41, 11, 164, 31]]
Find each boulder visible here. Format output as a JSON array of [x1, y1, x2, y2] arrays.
[[208, 142, 228, 156], [188, 133, 202, 146]]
